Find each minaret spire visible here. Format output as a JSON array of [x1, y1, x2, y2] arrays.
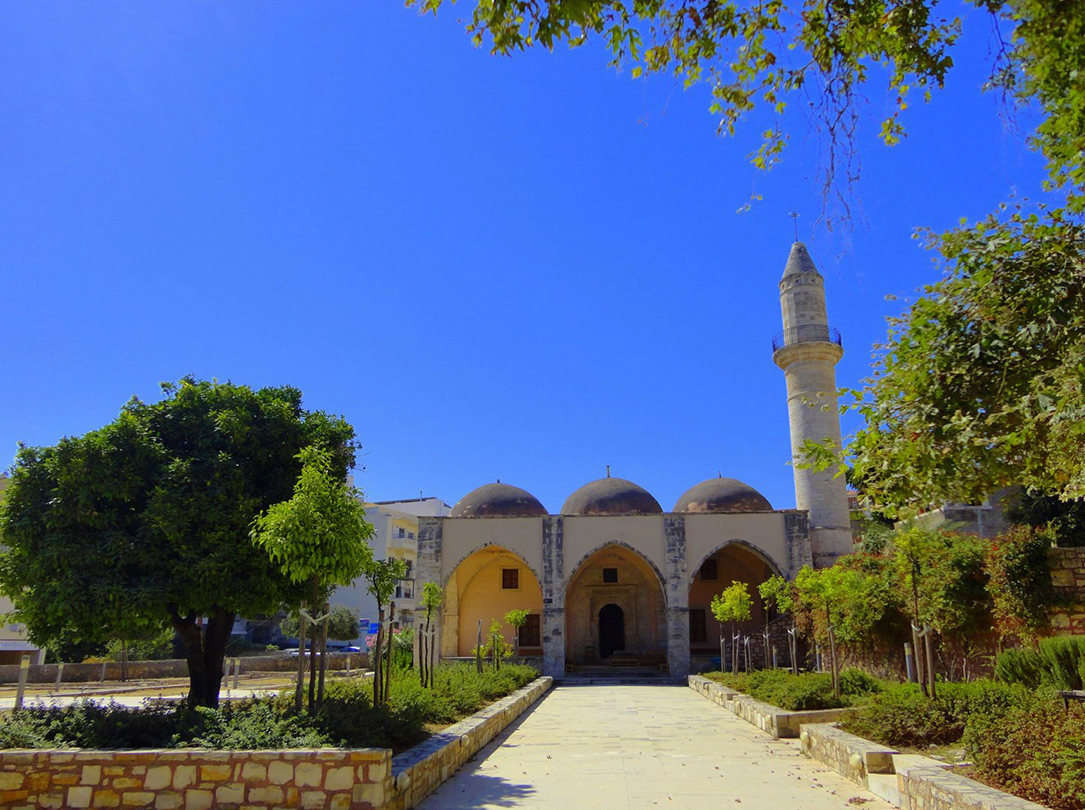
[[772, 242, 852, 567]]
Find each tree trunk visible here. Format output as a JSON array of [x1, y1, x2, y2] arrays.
[[170, 607, 235, 709], [374, 605, 385, 707], [384, 602, 395, 703], [924, 626, 937, 699], [307, 626, 318, 711], [719, 624, 725, 674], [475, 620, 483, 675], [911, 623, 928, 697], [419, 619, 427, 687], [317, 605, 329, 707], [295, 607, 308, 712], [827, 624, 840, 699]]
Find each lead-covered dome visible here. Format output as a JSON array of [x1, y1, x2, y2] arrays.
[[674, 477, 772, 513], [562, 477, 662, 516], [449, 483, 548, 518]]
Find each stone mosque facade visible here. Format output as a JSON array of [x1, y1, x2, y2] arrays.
[[417, 243, 852, 678]]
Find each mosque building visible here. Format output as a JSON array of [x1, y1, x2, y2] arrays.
[[416, 243, 852, 678]]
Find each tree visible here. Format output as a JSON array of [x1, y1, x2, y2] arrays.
[[839, 209, 1085, 513], [251, 445, 374, 711], [0, 378, 356, 708], [418, 581, 443, 688], [1005, 490, 1085, 548], [504, 609, 530, 658], [759, 574, 798, 674], [411, 2, 1085, 216], [711, 581, 752, 675], [327, 604, 362, 642], [365, 557, 408, 707], [985, 524, 1056, 644]]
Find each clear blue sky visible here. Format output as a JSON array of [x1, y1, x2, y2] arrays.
[[0, 3, 1050, 513]]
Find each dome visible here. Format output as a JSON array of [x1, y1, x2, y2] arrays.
[[674, 477, 772, 513], [449, 483, 548, 518], [562, 477, 662, 516]]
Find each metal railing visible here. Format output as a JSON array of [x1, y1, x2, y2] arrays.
[[771, 324, 842, 352]]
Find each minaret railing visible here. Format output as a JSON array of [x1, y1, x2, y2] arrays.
[[771, 324, 842, 352]]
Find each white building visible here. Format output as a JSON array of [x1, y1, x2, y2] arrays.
[[329, 497, 451, 637]]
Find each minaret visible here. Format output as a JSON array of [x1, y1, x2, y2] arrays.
[[773, 242, 852, 567]]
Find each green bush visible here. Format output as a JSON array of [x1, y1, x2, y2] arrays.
[[704, 668, 883, 711], [181, 701, 328, 749], [841, 680, 1034, 749], [966, 699, 1085, 810], [1037, 636, 1085, 691], [994, 647, 1044, 689]]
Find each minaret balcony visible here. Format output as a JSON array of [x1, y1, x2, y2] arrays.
[[771, 324, 843, 352]]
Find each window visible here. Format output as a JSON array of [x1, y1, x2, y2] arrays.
[[397, 528, 406, 538], [502, 568, 519, 589], [404, 560, 413, 578], [519, 614, 541, 648], [700, 559, 719, 581], [602, 568, 618, 583], [689, 609, 707, 643]]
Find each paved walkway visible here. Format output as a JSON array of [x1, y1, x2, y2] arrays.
[[420, 684, 893, 810]]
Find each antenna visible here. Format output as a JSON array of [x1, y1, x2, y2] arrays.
[[789, 211, 800, 242], [606, 465, 611, 479]]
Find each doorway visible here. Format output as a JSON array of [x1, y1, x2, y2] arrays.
[[598, 604, 625, 659]]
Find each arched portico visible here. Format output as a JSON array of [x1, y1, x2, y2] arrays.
[[564, 543, 667, 667], [441, 544, 544, 657], [687, 540, 781, 667]]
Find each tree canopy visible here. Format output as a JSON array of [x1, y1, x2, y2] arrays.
[[412, 0, 1084, 211], [0, 377, 357, 707]]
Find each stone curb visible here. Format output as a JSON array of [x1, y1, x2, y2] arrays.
[[381, 675, 553, 809], [686, 674, 847, 738], [689, 676, 1050, 809]]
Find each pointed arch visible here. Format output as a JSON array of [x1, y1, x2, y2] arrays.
[[441, 541, 543, 591], [566, 540, 667, 596], [687, 539, 784, 587]]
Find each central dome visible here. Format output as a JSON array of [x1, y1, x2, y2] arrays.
[[562, 477, 662, 516], [449, 483, 548, 518], [674, 477, 772, 513]]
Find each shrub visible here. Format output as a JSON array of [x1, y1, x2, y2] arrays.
[[1037, 636, 1085, 690], [967, 699, 1085, 810], [704, 668, 883, 710], [180, 701, 328, 749], [994, 647, 1043, 689], [839, 668, 883, 697]]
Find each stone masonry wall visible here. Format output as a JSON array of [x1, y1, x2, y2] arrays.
[[1050, 547, 1085, 635], [0, 748, 390, 810]]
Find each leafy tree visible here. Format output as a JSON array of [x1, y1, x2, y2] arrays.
[[759, 574, 798, 674], [251, 446, 375, 711], [504, 609, 530, 657], [0, 378, 355, 708], [365, 557, 408, 707], [418, 581, 443, 688], [794, 564, 880, 696], [841, 209, 1085, 513], [986, 524, 1057, 643], [1005, 490, 1085, 548], [327, 605, 362, 642], [411, 2, 1085, 216], [711, 581, 752, 675]]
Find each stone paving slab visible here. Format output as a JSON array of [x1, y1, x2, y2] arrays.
[[418, 684, 895, 810]]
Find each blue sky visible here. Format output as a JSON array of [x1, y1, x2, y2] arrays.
[[0, 3, 1050, 513]]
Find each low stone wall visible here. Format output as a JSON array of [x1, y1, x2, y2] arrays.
[[0, 653, 369, 685], [898, 764, 1048, 810], [687, 675, 846, 738], [798, 724, 1049, 810], [0, 675, 552, 810], [1051, 547, 1085, 635], [382, 675, 553, 809], [0, 748, 390, 809], [799, 723, 898, 787]]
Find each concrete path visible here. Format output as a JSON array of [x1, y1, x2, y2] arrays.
[[419, 684, 894, 810]]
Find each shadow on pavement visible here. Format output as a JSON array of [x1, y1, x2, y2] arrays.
[[418, 772, 537, 808]]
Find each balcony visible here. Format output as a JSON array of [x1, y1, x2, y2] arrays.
[[771, 324, 843, 352]]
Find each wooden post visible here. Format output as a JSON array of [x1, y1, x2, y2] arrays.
[[54, 662, 65, 692], [475, 620, 483, 675], [100, 661, 107, 683], [232, 658, 241, 691], [295, 608, 308, 712], [14, 655, 30, 710]]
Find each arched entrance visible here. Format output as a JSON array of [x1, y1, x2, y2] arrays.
[[441, 545, 543, 657], [687, 542, 780, 669], [598, 604, 625, 659], [564, 543, 666, 667]]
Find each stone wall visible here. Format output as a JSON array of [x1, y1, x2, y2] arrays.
[[1051, 547, 1085, 635], [0, 653, 369, 685], [686, 675, 845, 739], [0, 676, 552, 810], [0, 749, 390, 809]]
